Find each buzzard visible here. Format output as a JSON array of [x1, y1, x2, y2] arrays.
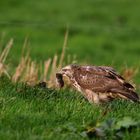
[[56, 64, 139, 104]]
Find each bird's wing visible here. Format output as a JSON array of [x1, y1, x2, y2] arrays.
[[78, 66, 134, 89], [73, 66, 120, 92], [74, 66, 133, 92], [73, 65, 139, 102], [98, 66, 134, 89]]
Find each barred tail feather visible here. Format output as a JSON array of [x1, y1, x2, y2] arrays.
[[110, 88, 140, 103]]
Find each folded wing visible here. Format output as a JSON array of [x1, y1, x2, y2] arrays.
[[73, 65, 139, 102]]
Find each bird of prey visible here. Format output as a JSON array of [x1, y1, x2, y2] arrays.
[[56, 64, 139, 104]]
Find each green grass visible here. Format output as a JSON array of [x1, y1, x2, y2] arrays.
[[0, 0, 140, 139], [0, 77, 140, 140]]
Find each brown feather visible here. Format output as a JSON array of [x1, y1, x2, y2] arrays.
[[71, 65, 139, 103], [57, 64, 140, 104]]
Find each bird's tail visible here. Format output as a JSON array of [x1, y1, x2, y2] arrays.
[[110, 88, 140, 103]]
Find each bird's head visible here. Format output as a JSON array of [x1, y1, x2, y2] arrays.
[[56, 64, 78, 88]]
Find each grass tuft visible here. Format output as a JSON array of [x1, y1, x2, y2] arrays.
[[0, 30, 76, 87]]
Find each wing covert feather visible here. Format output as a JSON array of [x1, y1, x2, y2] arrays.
[[73, 66, 121, 92]]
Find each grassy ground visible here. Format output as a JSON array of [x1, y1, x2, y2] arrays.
[[0, 77, 140, 140], [0, 0, 140, 139]]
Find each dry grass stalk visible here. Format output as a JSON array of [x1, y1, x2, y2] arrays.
[[12, 55, 29, 83], [22, 37, 30, 56], [0, 63, 10, 78], [43, 58, 51, 82], [58, 28, 69, 70], [0, 32, 74, 87], [12, 38, 30, 83], [38, 61, 43, 81], [48, 54, 58, 88], [0, 38, 13, 78], [22, 37, 28, 53], [122, 67, 138, 81], [0, 38, 13, 63], [23, 60, 39, 86]]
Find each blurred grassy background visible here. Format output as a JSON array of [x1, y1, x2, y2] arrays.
[[0, 0, 140, 69]]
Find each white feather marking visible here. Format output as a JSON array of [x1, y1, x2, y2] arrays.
[[81, 75, 87, 79], [62, 65, 71, 70]]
